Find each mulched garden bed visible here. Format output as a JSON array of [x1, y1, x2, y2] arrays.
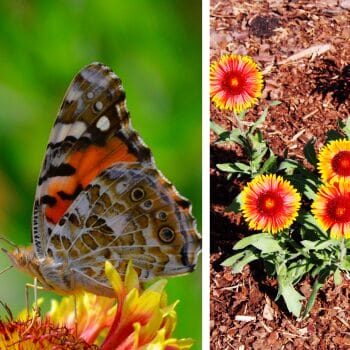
[[210, 1, 350, 348]]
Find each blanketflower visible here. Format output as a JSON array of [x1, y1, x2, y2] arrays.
[[0, 261, 193, 349], [210, 54, 263, 113], [241, 174, 301, 234], [317, 139, 350, 184], [0, 316, 97, 349], [312, 180, 350, 239]]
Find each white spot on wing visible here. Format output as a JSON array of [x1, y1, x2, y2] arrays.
[[65, 83, 82, 103], [81, 68, 109, 88], [96, 116, 110, 131], [95, 101, 103, 111], [50, 121, 87, 143], [116, 181, 128, 194], [109, 72, 119, 80], [87, 91, 94, 99]]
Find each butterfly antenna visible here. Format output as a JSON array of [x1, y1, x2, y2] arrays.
[[0, 235, 15, 275], [0, 234, 18, 248], [0, 265, 13, 276]]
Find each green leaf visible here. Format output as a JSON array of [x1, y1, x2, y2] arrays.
[[233, 233, 271, 250], [250, 150, 268, 172], [238, 135, 253, 157], [298, 212, 329, 238], [228, 128, 244, 145], [234, 233, 282, 253], [252, 236, 282, 253], [225, 193, 242, 213], [303, 138, 317, 167], [301, 240, 335, 251], [326, 129, 344, 143], [301, 269, 330, 318], [210, 120, 231, 143], [285, 168, 321, 201], [333, 268, 343, 285], [287, 260, 314, 284], [232, 251, 259, 273], [221, 251, 245, 266], [340, 255, 350, 271], [278, 159, 299, 172], [278, 283, 303, 317], [341, 117, 350, 139], [251, 143, 268, 163], [217, 162, 250, 174], [344, 239, 350, 248], [259, 152, 277, 174], [238, 109, 247, 121], [222, 250, 259, 273], [248, 101, 279, 135], [210, 120, 226, 135], [301, 281, 322, 318]]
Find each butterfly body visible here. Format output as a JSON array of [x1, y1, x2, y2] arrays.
[[5, 63, 201, 297]]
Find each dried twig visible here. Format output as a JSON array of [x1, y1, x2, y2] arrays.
[[278, 44, 334, 65]]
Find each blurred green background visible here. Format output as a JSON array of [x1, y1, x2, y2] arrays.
[[0, 0, 201, 348]]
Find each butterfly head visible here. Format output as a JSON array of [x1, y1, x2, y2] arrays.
[[3, 246, 41, 281]]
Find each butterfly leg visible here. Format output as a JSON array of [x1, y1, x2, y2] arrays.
[[22, 278, 43, 335], [24, 278, 43, 318]]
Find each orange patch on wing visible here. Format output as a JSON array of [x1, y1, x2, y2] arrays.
[[45, 137, 137, 224]]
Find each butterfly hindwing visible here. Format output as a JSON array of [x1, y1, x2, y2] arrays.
[[45, 163, 199, 293]]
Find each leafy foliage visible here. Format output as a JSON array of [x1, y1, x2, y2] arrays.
[[212, 104, 350, 318]]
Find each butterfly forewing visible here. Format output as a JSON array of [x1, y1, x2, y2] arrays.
[[33, 63, 153, 256]]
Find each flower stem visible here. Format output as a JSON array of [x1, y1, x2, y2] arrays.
[[339, 238, 346, 262], [230, 112, 245, 134]]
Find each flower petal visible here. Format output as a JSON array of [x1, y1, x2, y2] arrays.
[[105, 260, 124, 300]]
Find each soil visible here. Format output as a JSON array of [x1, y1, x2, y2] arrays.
[[210, 1, 350, 349]]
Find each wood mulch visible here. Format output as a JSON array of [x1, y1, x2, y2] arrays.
[[210, 1, 350, 349]]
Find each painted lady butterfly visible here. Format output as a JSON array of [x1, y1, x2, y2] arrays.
[[4, 63, 201, 297]]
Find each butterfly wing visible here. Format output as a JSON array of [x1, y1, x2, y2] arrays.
[[45, 163, 200, 294], [33, 63, 200, 292], [33, 63, 153, 258]]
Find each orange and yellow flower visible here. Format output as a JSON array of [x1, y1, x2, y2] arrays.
[[100, 261, 193, 350], [241, 174, 301, 234], [0, 261, 192, 349], [312, 180, 350, 239], [210, 54, 263, 113], [47, 291, 116, 344], [317, 139, 350, 184]]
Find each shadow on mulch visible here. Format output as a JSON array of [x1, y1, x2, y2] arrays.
[[210, 143, 245, 257]]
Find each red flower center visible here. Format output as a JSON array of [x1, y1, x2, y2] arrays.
[[327, 196, 350, 222], [258, 191, 283, 216], [222, 72, 246, 95], [331, 151, 350, 176]]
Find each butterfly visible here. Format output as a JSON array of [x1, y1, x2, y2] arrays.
[[4, 63, 201, 297]]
